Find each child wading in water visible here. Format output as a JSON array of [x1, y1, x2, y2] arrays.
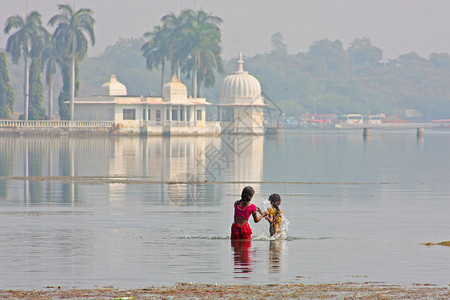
[[266, 193, 283, 237], [231, 186, 268, 240]]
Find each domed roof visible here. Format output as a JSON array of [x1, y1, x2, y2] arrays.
[[162, 75, 188, 102], [219, 53, 264, 105], [101, 74, 127, 96]]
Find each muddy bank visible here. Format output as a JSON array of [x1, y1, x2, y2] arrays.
[[1, 283, 449, 299], [424, 241, 450, 247]]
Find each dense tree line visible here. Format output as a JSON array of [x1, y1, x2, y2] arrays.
[[76, 35, 450, 121], [77, 34, 450, 121], [243, 35, 450, 120], [2, 4, 95, 120], [141, 9, 224, 97], [3, 8, 450, 121]]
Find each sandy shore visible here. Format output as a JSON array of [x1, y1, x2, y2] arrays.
[[1, 282, 449, 299]]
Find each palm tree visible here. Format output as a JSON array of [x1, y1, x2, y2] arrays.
[[180, 9, 223, 98], [160, 11, 189, 79], [4, 11, 47, 120], [0, 50, 15, 119], [141, 24, 172, 95], [42, 40, 59, 120], [48, 4, 95, 121], [28, 25, 50, 120]]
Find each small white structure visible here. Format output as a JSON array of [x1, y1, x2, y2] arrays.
[[74, 75, 220, 136], [74, 55, 267, 136], [217, 53, 266, 135]]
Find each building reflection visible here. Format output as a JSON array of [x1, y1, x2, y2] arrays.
[[0, 135, 264, 205], [0, 138, 15, 200], [217, 135, 264, 199], [0, 137, 77, 204]]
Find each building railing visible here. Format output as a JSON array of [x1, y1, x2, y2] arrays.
[[205, 121, 221, 128], [0, 120, 115, 128], [143, 120, 220, 127]]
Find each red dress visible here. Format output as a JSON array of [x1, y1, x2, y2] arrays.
[[231, 201, 257, 240]]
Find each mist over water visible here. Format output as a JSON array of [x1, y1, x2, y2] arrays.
[[0, 130, 450, 289]]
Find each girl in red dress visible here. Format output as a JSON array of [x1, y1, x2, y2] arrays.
[[231, 186, 268, 240]]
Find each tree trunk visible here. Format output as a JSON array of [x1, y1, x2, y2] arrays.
[[192, 55, 198, 98], [70, 53, 75, 121], [198, 80, 202, 98], [160, 60, 165, 96], [48, 79, 53, 120], [24, 52, 29, 121]]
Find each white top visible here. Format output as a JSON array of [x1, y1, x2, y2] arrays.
[[162, 75, 189, 103], [100, 74, 127, 96], [218, 53, 264, 105]]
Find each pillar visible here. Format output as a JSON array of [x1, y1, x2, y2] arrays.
[[363, 128, 371, 137], [417, 127, 424, 138]]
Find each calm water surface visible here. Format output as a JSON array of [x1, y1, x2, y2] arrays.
[[0, 130, 449, 289]]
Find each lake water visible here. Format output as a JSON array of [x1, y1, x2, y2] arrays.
[[0, 129, 449, 289]]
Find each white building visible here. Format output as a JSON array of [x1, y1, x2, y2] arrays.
[[74, 74, 220, 136], [217, 53, 266, 135], [74, 53, 266, 136]]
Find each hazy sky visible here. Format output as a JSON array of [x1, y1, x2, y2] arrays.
[[1, 0, 450, 60]]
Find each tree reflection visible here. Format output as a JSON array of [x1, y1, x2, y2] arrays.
[[0, 138, 14, 199]]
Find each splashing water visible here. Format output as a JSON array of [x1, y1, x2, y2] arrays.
[[256, 196, 290, 240]]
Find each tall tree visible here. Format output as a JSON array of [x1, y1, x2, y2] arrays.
[[0, 50, 15, 119], [141, 24, 172, 95], [4, 11, 47, 120], [28, 16, 49, 120], [160, 11, 190, 79], [180, 9, 223, 98], [42, 40, 59, 120], [348, 38, 382, 66], [271, 32, 287, 54], [307, 39, 348, 75], [28, 55, 46, 120], [49, 4, 95, 121]]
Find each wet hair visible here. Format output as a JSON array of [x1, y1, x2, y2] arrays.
[[240, 186, 255, 203], [269, 193, 281, 205]]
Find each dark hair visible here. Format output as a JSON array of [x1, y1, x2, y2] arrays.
[[240, 186, 255, 203], [269, 193, 281, 205]]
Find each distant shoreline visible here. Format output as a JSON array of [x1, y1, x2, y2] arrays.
[[1, 282, 449, 299]]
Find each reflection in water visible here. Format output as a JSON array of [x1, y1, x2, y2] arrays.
[[231, 240, 253, 276], [0, 136, 264, 206], [218, 135, 264, 198], [1, 132, 450, 288], [0, 138, 14, 199], [269, 240, 283, 273]]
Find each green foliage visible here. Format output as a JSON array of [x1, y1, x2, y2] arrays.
[[48, 4, 95, 120], [348, 38, 382, 66], [142, 9, 224, 97], [0, 51, 15, 119], [215, 38, 450, 119], [4, 10, 48, 120], [3, 7, 447, 122], [79, 37, 161, 96], [57, 56, 71, 120], [271, 32, 287, 54], [28, 57, 46, 119]]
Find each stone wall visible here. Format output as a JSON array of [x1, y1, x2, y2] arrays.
[[0, 127, 113, 137]]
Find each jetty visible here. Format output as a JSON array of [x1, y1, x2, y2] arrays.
[[335, 122, 435, 137]]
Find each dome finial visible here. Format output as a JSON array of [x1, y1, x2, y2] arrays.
[[237, 52, 244, 73]]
